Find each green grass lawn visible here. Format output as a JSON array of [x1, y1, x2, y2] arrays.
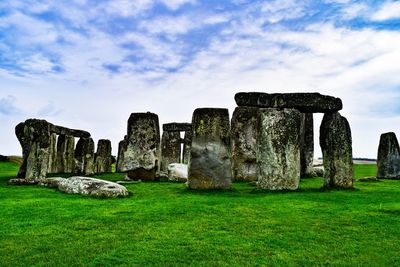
[[1, 162, 399, 266]]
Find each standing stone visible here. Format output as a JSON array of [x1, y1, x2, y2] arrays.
[[376, 132, 400, 179], [161, 131, 181, 173], [120, 112, 161, 181], [47, 133, 58, 173], [300, 113, 315, 178], [320, 112, 353, 188], [74, 137, 95, 175], [94, 139, 112, 173], [257, 108, 301, 190], [116, 138, 127, 172], [231, 106, 259, 182], [15, 119, 52, 180], [188, 108, 232, 190], [182, 130, 192, 164], [56, 135, 75, 173]]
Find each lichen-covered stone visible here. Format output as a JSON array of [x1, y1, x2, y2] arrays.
[[94, 139, 112, 173], [56, 135, 75, 173], [116, 138, 127, 172], [376, 132, 400, 179], [47, 133, 58, 173], [235, 92, 342, 113], [188, 108, 232, 190], [74, 137, 95, 175], [163, 123, 192, 132], [41, 176, 129, 198], [320, 112, 353, 188], [15, 119, 52, 180], [300, 113, 315, 178], [161, 131, 181, 172], [182, 130, 192, 164], [15, 119, 91, 179], [231, 106, 259, 181], [120, 112, 160, 181], [257, 108, 301, 190]]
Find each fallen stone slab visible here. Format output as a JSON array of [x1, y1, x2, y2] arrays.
[[235, 92, 342, 113], [40, 176, 129, 198]]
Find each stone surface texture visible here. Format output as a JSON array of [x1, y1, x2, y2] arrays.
[[188, 108, 232, 190], [300, 113, 315, 178], [74, 137, 95, 175], [376, 132, 400, 179], [41, 177, 129, 197], [168, 163, 188, 182], [56, 135, 75, 173], [320, 112, 353, 188], [94, 139, 112, 173], [163, 123, 192, 132], [161, 131, 181, 172], [47, 133, 58, 173], [235, 92, 342, 113], [231, 106, 259, 181], [257, 108, 301, 190], [182, 130, 192, 164], [119, 112, 161, 181]]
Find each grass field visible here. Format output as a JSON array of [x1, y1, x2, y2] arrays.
[[1, 162, 399, 266]]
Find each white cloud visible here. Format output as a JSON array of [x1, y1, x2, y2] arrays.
[[159, 0, 196, 10], [341, 3, 369, 19], [371, 1, 400, 21]]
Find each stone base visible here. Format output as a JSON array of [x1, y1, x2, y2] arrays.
[[125, 168, 156, 181]]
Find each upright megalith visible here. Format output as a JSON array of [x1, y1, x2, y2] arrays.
[[300, 113, 315, 178], [231, 106, 259, 181], [119, 112, 161, 181], [116, 138, 127, 172], [15, 119, 91, 180], [56, 135, 75, 173], [47, 133, 58, 173], [376, 132, 400, 179], [15, 120, 51, 180], [188, 108, 232, 190], [74, 137, 95, 175], [257, 108, 301, 190], [182, 130, 192, 164], [94, 139, 112, 173], [320, 112, 353, 188], [161, 131, 181, 172]]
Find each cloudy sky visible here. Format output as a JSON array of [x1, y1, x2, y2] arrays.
[[1, 0, 400, 158]]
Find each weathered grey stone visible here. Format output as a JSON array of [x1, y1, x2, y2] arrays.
[[231, 106, 259, 182], [56, 135, 75, 173], [320, 112, 353, 188], [376, 132, 400, 179], [300, 113, 315, 178], [74, 137, 95, 175], [120, 112, 161, 181], [235, 92, 342, 113], [15, 119, 52, 180], [116, 138, 127, 172], [163, 123, 192, 132], [40, 177, 129, 198], [257, 108, 301, 190], [94, 139, 112, 173], [188, 108, 232, 190], [15, 119, 91, 180], [47, 133, 58, 173], [161, 130, 181, 172], [182, 130, 192, 164], [168, 163, 188, 182]]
